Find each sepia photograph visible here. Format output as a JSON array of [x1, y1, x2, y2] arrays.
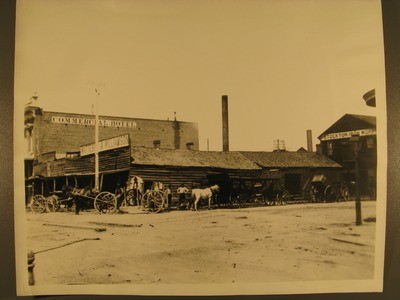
[[13, 0, 387, 296]]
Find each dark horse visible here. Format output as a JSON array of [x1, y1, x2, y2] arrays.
[[62, 185, 95, 214]]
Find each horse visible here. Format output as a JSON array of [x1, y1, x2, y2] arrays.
[[190, 185, 220, 211], [70, 186, 96, 214], [61, 184, 75, 210]]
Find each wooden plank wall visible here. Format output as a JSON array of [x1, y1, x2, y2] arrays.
[[33, 146, 131, 177], [129, 165, 261, 198]]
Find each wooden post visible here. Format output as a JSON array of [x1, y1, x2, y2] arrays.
[[100, 173, 104, 192], [27, 250, 35, 286], [95, 89, 100, 191]]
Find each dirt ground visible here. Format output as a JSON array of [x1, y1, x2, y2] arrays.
[[26, 201, 377, 286]]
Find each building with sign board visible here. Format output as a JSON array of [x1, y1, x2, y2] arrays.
[[24, 101, 199, 179], [28, 134, 132, 202], [317, 114, 377, 198]]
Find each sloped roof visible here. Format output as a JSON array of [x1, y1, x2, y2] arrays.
[[131, 147, 261, 170], [318, 114, 376, 140], [239, 151, 342, 168]]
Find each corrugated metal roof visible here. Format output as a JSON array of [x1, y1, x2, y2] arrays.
[[131, 148, 262, 170], [239, 151, 342, 168]]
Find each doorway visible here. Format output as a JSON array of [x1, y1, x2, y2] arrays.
[[284, 173, 302, 195]]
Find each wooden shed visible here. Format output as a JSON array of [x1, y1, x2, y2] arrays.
[[239, 150, 343, 198], [129, 147, 262, 202]]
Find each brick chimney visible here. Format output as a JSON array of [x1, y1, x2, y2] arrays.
[[222, 95, 229, 151]]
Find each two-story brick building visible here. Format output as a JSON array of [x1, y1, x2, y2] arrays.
[[317, 114, 377, 198], [24, 98, 199, 179]]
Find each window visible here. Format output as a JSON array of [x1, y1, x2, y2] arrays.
[[327, 141, 333, 156], [153, 140, 161, 149], [66, 152, 80, 158], [186, 142, 194, 150], [366, 137, 375, 149]]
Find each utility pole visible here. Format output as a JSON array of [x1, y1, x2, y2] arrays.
[[94, 88, 100, 191], [350, 134, 362, 226], [87, 80, 105, 191]]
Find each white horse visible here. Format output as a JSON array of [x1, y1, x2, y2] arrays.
[[190, 185, 220, 211]]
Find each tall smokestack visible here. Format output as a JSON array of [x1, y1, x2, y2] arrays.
[[222, 95, 229, 151], [306, 130, 313, 152]]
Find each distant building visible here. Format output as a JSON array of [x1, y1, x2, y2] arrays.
[[318, 114, 377, 198], [239, 151, 342, 197]]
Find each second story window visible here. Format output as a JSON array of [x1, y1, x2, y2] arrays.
[[327, 141, 333, 156], [366, 137, 375, 149], [153, 140, 161, 149]]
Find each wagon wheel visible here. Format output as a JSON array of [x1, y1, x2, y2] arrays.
[[142, 190, 164, 213], [127, 189, 142, 206], [30, 195, 47, 213], [230, 194, 239, 208], [324, 185, 338, 202], [276, 189, 291, 205], [141, 190, 151, 211], [46, 195, 60, 212], [340, 185, 350, 202], [126, 189, 134, 206], [94, 192, 117, 214]]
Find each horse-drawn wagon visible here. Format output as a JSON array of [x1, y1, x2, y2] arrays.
[[306, 175, 349, 203], [29, 186, 118, 214], [231, 177, 292, 208], [141, 181, 170, 213]]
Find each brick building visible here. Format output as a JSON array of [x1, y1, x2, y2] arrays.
[[24, 101, 199, 179], [317, 114, 377, 198]]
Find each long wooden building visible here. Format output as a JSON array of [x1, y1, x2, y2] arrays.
[[28, 134, 343, 204], [130, 147, 263, 202], [239, 150, 343, 197]]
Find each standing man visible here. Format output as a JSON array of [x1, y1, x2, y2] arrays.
[[115, 183, 126, 213], [177, 184, 189, 209], [164, 185, 172, 208]]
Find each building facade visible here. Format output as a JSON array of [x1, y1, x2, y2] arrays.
[[24, 103, 199, 178], [317, 114, 377, 198]]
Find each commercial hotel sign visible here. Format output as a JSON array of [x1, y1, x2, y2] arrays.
[[320, 128, 376, 141], [80, 134, 130, 156], [51, 116, 137, 128]]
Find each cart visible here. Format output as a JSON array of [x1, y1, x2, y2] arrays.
[[307, 175, 349, 203], [73, 188, 118, 214], [141, 182, 168, 213], [29, 195, 52, 214], [29, 187, 117, 214], [230, 178, 292, 208]]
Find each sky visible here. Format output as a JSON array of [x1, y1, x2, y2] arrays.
[[15, 0, 386, 151]]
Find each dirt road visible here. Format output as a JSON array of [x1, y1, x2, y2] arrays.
[[26, 201, 376, 286]]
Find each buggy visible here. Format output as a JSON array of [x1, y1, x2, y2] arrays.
[[306, 175, 349, 203]]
